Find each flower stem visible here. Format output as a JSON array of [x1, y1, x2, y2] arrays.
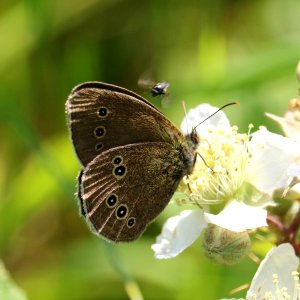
[[267, 208, 300, 255], [102, 242, 144, 300], [267, 213, 287, 235]]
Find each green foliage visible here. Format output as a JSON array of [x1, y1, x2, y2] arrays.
[[0, 261, 27, 300], [1, 0, 300, 299]]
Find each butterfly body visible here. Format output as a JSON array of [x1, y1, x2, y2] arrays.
[[66, 82, 197, 242]]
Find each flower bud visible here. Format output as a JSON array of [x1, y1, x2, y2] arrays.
[[202, 224, 250, 266]]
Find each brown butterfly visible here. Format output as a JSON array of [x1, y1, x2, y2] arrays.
[[66, 82, 235, 242]]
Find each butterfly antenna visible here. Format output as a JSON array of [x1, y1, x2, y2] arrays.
[[194, 102, 239, 130]]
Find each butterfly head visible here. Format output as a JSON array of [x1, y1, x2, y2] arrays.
[[191, 127, 200, 144], [179, 127, 200, 176], [185, 127, 200, 151]]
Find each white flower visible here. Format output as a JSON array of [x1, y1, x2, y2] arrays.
[[222, 243, 300, 300], [288, 165, 300, 177], [179, 105, 276, 228], [265, 101, 300, 194], [151, 210, 207, 259], [182, 105, 300, 206], [247, 126, 300, 195], [204, 200, 267, 232], [153, 104, 300, 259], [181, 103, 231, 136]]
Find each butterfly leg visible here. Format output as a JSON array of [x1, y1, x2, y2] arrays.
[[186, 175, 193, 193], [185, 152, 212, 202], [185, 175, 204, 209], [194, 151, 214, 173]]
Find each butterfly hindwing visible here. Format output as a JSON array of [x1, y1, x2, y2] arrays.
[[79, 142, 185, 242], [66, 82, 183, 167]]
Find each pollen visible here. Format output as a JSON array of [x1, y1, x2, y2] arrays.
[[177, 125, 251, 206], [249, 272, 300, 300]]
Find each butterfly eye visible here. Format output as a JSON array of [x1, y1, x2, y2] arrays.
[[98, 107, 108, 117], [94, 126, 106, 138], [113, 165, 127, 179], [106, 194, 118, 208], [112, 156, 123, 165], [115, 204, 128, 219], [127, 217, 135, 228], [95, 143, 103, 151]]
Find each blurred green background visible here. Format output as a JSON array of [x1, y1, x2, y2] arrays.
[[1, 0, 300, 299]]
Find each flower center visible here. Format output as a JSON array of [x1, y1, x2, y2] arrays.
[[247, 271, 300, 300], [177, 125, 251, 207]]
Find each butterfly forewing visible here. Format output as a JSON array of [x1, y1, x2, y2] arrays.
[[79, 142, 185, 242], [66, 82, 183, 167]]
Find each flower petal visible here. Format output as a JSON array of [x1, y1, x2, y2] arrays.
[[287, 164, 300, 177], [265, 111, 300, 139], [151, 210, 207, 259], [247, 127, 300, 194], [246, 243, 299, 299], [204, 200, 267, 232], [180, 104, 231, 135]]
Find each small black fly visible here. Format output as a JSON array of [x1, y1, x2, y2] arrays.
[[150, 81, 170, 97]]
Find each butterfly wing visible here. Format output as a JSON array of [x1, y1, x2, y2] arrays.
[[66, 81, 183, 167], [79, 142, 185, 242]]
